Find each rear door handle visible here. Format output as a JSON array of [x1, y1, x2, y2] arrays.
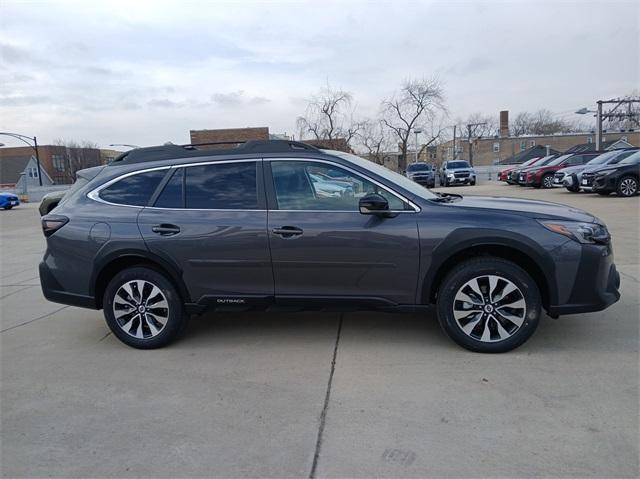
[[152, 224, 181, 236], [272, 226, 303, 238]]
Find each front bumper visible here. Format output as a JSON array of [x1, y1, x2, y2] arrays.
[[447, 176, 474, 184], [547, 243, 620, 316]]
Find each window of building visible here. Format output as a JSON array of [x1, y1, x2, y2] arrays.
[[99, 170, 167, 206], [28, 167, 39, 178], [587, 137, 593, 144], [520, 141, 526, 151], [270, 161, 405, 211], [185, 162, 258, 209], [493, 142, 500, 152], [529, 140, 536, 147], [52, 155, 65, 172]]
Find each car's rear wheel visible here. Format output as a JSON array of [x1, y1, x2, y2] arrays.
[[617, 176, 638, 197], [4, 205, 12, 210], [103, 266, 187, 349], [436, 257, 542, 353]]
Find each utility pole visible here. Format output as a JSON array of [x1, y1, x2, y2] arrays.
[[577, 98, 640, 151], [595, 101, 603, 151], [466, 122, 486, 167], [452, 125, 457, 160]]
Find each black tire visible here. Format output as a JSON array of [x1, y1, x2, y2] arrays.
[[596, 191, 610, 196], [103, 266, 187, 349], [541, 174, 554, 189], [616, 175, 638, 197], [3, 205, 12, 210], [470, 179, 476, 186], [566, 185, 580, 193], [436, 257, 542, 353]]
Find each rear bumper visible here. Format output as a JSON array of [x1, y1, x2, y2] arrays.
[[39, 260, 98, 309], [547, 244, 620, 316]]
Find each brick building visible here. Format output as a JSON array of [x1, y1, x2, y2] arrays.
[[189, 127, 270, 148]]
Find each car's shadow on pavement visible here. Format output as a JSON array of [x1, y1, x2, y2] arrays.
[[178, 310, 455, 351]]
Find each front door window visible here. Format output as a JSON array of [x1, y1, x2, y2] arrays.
[[270, 161, 406, 211]]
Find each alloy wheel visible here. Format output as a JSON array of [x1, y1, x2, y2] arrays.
[[452, 275, 527, 343], [113, 280, 169, 339], [543, 175, 554, 188], [620, 178, 638, 196]]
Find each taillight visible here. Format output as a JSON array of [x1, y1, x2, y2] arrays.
[[42, 215, 69, 237]]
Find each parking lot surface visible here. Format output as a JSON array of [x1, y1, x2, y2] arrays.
[[1, 183, 638, 478]]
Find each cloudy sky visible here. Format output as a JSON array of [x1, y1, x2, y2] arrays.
[[1, 0, 638, 148]]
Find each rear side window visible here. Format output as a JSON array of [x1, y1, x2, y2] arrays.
[[154, 168, 184, 208], [184, 162, 258, 209], [99, 170, 166, 206]]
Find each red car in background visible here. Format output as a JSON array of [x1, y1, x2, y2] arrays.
[[498, 157, 541, 182], [524, 153, 597, 188]]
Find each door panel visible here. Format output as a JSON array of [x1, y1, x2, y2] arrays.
[[268, 211, 420, 304], [138, 209, 272, 301], [266, 160, 420, 304], [137, 160, 273, 303]]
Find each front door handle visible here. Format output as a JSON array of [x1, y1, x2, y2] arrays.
[[152, 224, 181, 236], [272, 226, 303, 238]]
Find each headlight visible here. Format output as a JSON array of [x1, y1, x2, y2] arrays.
[[447, 173, 454, 178], [538, 220, 609, 244]]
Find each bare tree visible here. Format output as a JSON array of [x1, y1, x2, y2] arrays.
[[510, 109, 588, 136], [296, 85, 362, 147], [356, 119, 390, 164], [381, 76, 446, 171], [53, 139, 102, 184]]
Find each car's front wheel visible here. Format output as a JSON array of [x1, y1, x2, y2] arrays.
[[436, 257, 542, 353], [103, 266, 188, 349], [541, 174, 554, 189], [617, 175, 638, 197]]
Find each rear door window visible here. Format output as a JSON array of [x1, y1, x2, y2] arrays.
[[154, 168, 184, 208], [99, 170, 167, 206], [184, 161, 258, 209]]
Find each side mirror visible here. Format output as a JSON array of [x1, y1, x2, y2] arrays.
[[359, 193, 389, 215]]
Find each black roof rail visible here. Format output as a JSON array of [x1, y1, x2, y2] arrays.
[[109, 140, 322, 165]]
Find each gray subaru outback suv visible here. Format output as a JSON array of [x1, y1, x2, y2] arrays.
[[40, 140, 620, 352]]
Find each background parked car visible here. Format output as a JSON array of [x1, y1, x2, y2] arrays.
[[588, 151, 640, 197], [439, 160, 476, 186], [499, 157, 540, 182], [0, 192, 20, 210], [405, 162, 435, 187], [515, 155, 557, 186], [524, 153, 596, 188], [506, 157, 543, 184], [38, 190, 66, 216], [572, 149, 638, 192]]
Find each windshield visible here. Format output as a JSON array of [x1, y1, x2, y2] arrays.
[[407, 163, 432, 172], [446, 161, 470, 169], [587, 151, 619, 165], [325, 150, 438, 199], [534, 155, 557, 166], [519, 158, 538, 167], [617, 151, 640, 165], [547, 154, 573, 166]]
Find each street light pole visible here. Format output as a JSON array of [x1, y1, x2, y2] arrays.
[[0, 132, 43, 186], [595, 101, 603, 151], [413, 129, 422, 163], [33, 136, 43, 186]]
